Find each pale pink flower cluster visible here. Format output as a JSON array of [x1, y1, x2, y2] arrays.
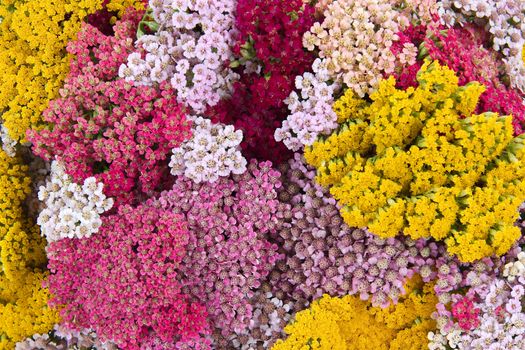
[[437, 0, 525, 92], [119, 0, 239, 112], [274, 58, 340, 151], [429, 253, 525, 350], [169, 116, 247, 183], [226, 290, 295, 350], [37, 161, 113, 242]]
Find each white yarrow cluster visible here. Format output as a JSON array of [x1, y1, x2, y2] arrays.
[[429, 257, 525, 350], [169, 116, 247, 183], [437, 0, 525, 92], [1, 124, 16, 156], [119, 0, 239, 113], [274, 58, 340, 151], [503, 252, 525, 282], [37, 161, 113, 242]]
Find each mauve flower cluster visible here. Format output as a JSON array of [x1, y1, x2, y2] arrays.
[[169, 116, 246, 183], [46, 203, 209, 350], [214, 286, 296, 350], [27, 12, 192, 205], [208, 0, 316, 163], [15, 325, 117, 350], [119, 0, 239, 113], [152, 160, 285, 336], [437, 0, 525, 92], [428, 249, 525, 350], [267, 154, 439, 307], [37, 161, 113, 242]]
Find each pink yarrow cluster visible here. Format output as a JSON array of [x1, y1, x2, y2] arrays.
[[152, 160, 285, 336], [119, 0, 239, 113], [27, 12, 192, 205], [46, 203, 209, 350], [451, 297, 481, 331]]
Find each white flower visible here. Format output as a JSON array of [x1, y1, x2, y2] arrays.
[[169, 117, 247, 183], [37, 161, 113, 242]]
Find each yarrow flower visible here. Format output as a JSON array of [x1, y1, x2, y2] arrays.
[[503, 251, 525, 282], [37, 161, 113, 242], [208, 0, 316, 163], [153, 160, 285, 336], [429, 250, 525, 350], [28, 12, 192, 205], [0, 123, 16, 157], [46, 203, 210, 350], [119, 0, 239, 113], [15, 325, 117, 350], [169, 116, 246, 183], [214, 287, 296, 350], [270, 154, 440, 307]]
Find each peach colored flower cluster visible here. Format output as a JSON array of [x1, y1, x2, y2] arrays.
[[302, 0, 410, 97]]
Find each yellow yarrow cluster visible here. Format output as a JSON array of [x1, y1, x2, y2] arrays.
[[305, 60, 525, 262], [0, 0, 144, 144], [0, 150, 59, 349], [272, 277, 437, 350]]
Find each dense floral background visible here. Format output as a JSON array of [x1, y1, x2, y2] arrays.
[[1, 0, 525, 349]]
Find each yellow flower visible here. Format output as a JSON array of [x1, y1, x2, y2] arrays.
[[0, 150, 59, 348], [305, 59, 525, 262], [273, 276, 437, 350], [0, 0, 144, 144]]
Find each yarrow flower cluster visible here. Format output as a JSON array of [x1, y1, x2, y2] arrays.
[[169, 116, 246, 183], [214, 287, 296, 350], [119, 0, 239, 112], [37, 161, 113, 242], [27, 12, 192, 204], [1, 123, 17, 157], [503, 251, 525, 282], [46, 203, 209, 349], [153, 160, 284, 336], [15, 325, 117, 350], [271, 154, 441, 307], [274, 60, 340, 151]]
